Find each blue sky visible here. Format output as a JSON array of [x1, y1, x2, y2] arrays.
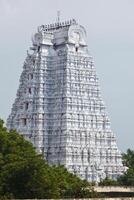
[[0, 0, 134, 151]]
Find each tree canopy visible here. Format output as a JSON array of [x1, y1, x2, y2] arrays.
[[0, 119, 98, 199], [99, 177, 119, 186], [118, 149, 134, 186], [122, 149, 134, 169]]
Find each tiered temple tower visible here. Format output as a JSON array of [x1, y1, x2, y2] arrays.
[[7, 19, 125, 182]]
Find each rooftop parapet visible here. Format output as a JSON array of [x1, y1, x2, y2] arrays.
[[38, 19, 77, 33]]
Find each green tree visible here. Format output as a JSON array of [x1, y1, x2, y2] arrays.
[[122, 149, 134, 168], [51, 166, 99, 198], [118, 168, 134, 186], [117, 149, 134, 186], [99, 177, 119, 186], [0, 119, 98, 199], [0, 119, 59, 198]]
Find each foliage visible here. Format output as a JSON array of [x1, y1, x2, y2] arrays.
[[0, 119, 98, 199], [118, 168, 134, 186], [122, 149, 134, 168], [117, 149, 134, 186], [99, 177, 119, 186], [50, 166, 99, 198]]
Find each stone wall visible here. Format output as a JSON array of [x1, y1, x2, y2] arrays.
[[95, 186, 134, 193], [16, 198, 134, 200]]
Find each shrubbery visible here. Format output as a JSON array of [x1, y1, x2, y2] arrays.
[[118, 149, 134, 186]]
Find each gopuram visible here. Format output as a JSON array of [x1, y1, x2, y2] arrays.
[[7, 19, 125, 181]]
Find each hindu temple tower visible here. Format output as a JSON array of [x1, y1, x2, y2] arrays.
[[7, 19, 125, 182]]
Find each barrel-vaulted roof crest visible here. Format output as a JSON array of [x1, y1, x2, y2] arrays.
[[38, 19, 77, 33]]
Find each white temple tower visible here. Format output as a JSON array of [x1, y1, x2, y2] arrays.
[[7, 19, 125, 182]]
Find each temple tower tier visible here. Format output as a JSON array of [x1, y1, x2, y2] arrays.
[[7, 19, 125, 182]]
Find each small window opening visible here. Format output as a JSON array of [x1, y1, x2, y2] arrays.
[[23, 118, 27, 126], [76, 47, 78, 52], [33, 60, 35, 65], [28, 88, 31, 94], [25, 102, 29, 110]]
